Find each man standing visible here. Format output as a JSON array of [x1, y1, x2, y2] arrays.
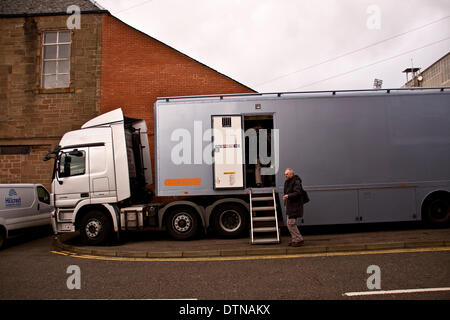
[[283, 168, 305, 247]]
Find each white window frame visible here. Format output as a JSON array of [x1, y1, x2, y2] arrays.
[[41, 30, 71, 89]]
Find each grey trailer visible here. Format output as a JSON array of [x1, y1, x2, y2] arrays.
[[155, 87, 450, 232]]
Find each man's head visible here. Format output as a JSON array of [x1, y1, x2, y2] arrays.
[[284, 168, 294, 180]]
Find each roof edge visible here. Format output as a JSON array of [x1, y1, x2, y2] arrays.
[[418, 51, 450, 75], [0, 10, 109, 18], [89, 0, 107, 11]]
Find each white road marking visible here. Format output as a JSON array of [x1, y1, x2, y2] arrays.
[[344, 287, 450, 296]]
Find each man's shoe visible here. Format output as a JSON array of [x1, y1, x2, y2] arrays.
[[291, 240, 304, 247]]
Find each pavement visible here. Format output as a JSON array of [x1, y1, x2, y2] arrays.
[[53, 223, 450, 259]]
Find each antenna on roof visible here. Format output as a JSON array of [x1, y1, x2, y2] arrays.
[[402, 58, 422, 87]]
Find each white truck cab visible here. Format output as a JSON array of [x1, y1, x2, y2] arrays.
[[0, 184, 52, 248], [45, 109, 153, 245]]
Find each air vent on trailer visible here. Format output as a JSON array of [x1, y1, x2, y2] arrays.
[[222, 117, 232, 127]]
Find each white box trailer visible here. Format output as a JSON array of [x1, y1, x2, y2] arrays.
[[45, 87, 450, 245]]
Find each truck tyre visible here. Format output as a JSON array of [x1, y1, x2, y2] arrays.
[[165, 207, 199, 240], [423, 193, 450, 227], [79, 210, 113, 245], [212, 203, 248, 238]]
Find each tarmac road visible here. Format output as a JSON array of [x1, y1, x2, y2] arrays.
[[0, 225, 449, 300]]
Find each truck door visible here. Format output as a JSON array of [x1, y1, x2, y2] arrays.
[[54, 147, 90, 208], [212, 115, 244, 189]]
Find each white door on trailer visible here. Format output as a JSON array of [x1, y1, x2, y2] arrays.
[[212, 115, 244, 189]]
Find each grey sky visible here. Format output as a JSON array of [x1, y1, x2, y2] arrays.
[[95, 0, 450, 92]]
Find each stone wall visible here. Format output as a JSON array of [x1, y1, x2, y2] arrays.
[[0, 13, 103, 189]]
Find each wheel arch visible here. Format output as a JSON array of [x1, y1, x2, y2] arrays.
[[420, 189, 450, 225], [74, 203, 119, 233], [158, 201, 205, 230], [206, 198, 249, 228], [421, 190, 449, 215]]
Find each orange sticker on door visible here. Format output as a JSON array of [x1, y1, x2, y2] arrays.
[[164, 178, 202, 186]]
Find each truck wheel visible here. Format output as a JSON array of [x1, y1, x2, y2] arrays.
[[212, 203, 248, 238], [423, 193, 450, 227], [80, 210, 112, 245], [166, 207, 199, 240]]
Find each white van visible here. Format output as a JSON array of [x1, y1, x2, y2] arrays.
[[0, 184, 53, 248]]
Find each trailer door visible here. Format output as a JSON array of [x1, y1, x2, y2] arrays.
[[212, 115, 244, 189]]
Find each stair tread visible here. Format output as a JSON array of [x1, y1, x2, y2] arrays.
[[253, 227, 278, 232], [252, 216, 276, 222], [252, 238, 280, 244], [252, 197, 273, 201], [249, 189, 279, 245], [249, 188, 274, 194], [252, 206, 275, 211]]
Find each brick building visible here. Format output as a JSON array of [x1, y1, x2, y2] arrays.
[[0, 0, 255, 190], [403, 51, 450, 88]]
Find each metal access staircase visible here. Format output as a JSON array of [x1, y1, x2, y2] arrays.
[[249, 188, 280, 244]]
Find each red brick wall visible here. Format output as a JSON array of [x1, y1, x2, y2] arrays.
[[101, 14, 255, 186], [101, 15, 254, 124]]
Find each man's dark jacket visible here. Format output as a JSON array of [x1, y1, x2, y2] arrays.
[[284, 175, 304, 218]]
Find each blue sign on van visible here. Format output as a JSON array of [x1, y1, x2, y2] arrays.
[[5, 189, 21, 207]]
